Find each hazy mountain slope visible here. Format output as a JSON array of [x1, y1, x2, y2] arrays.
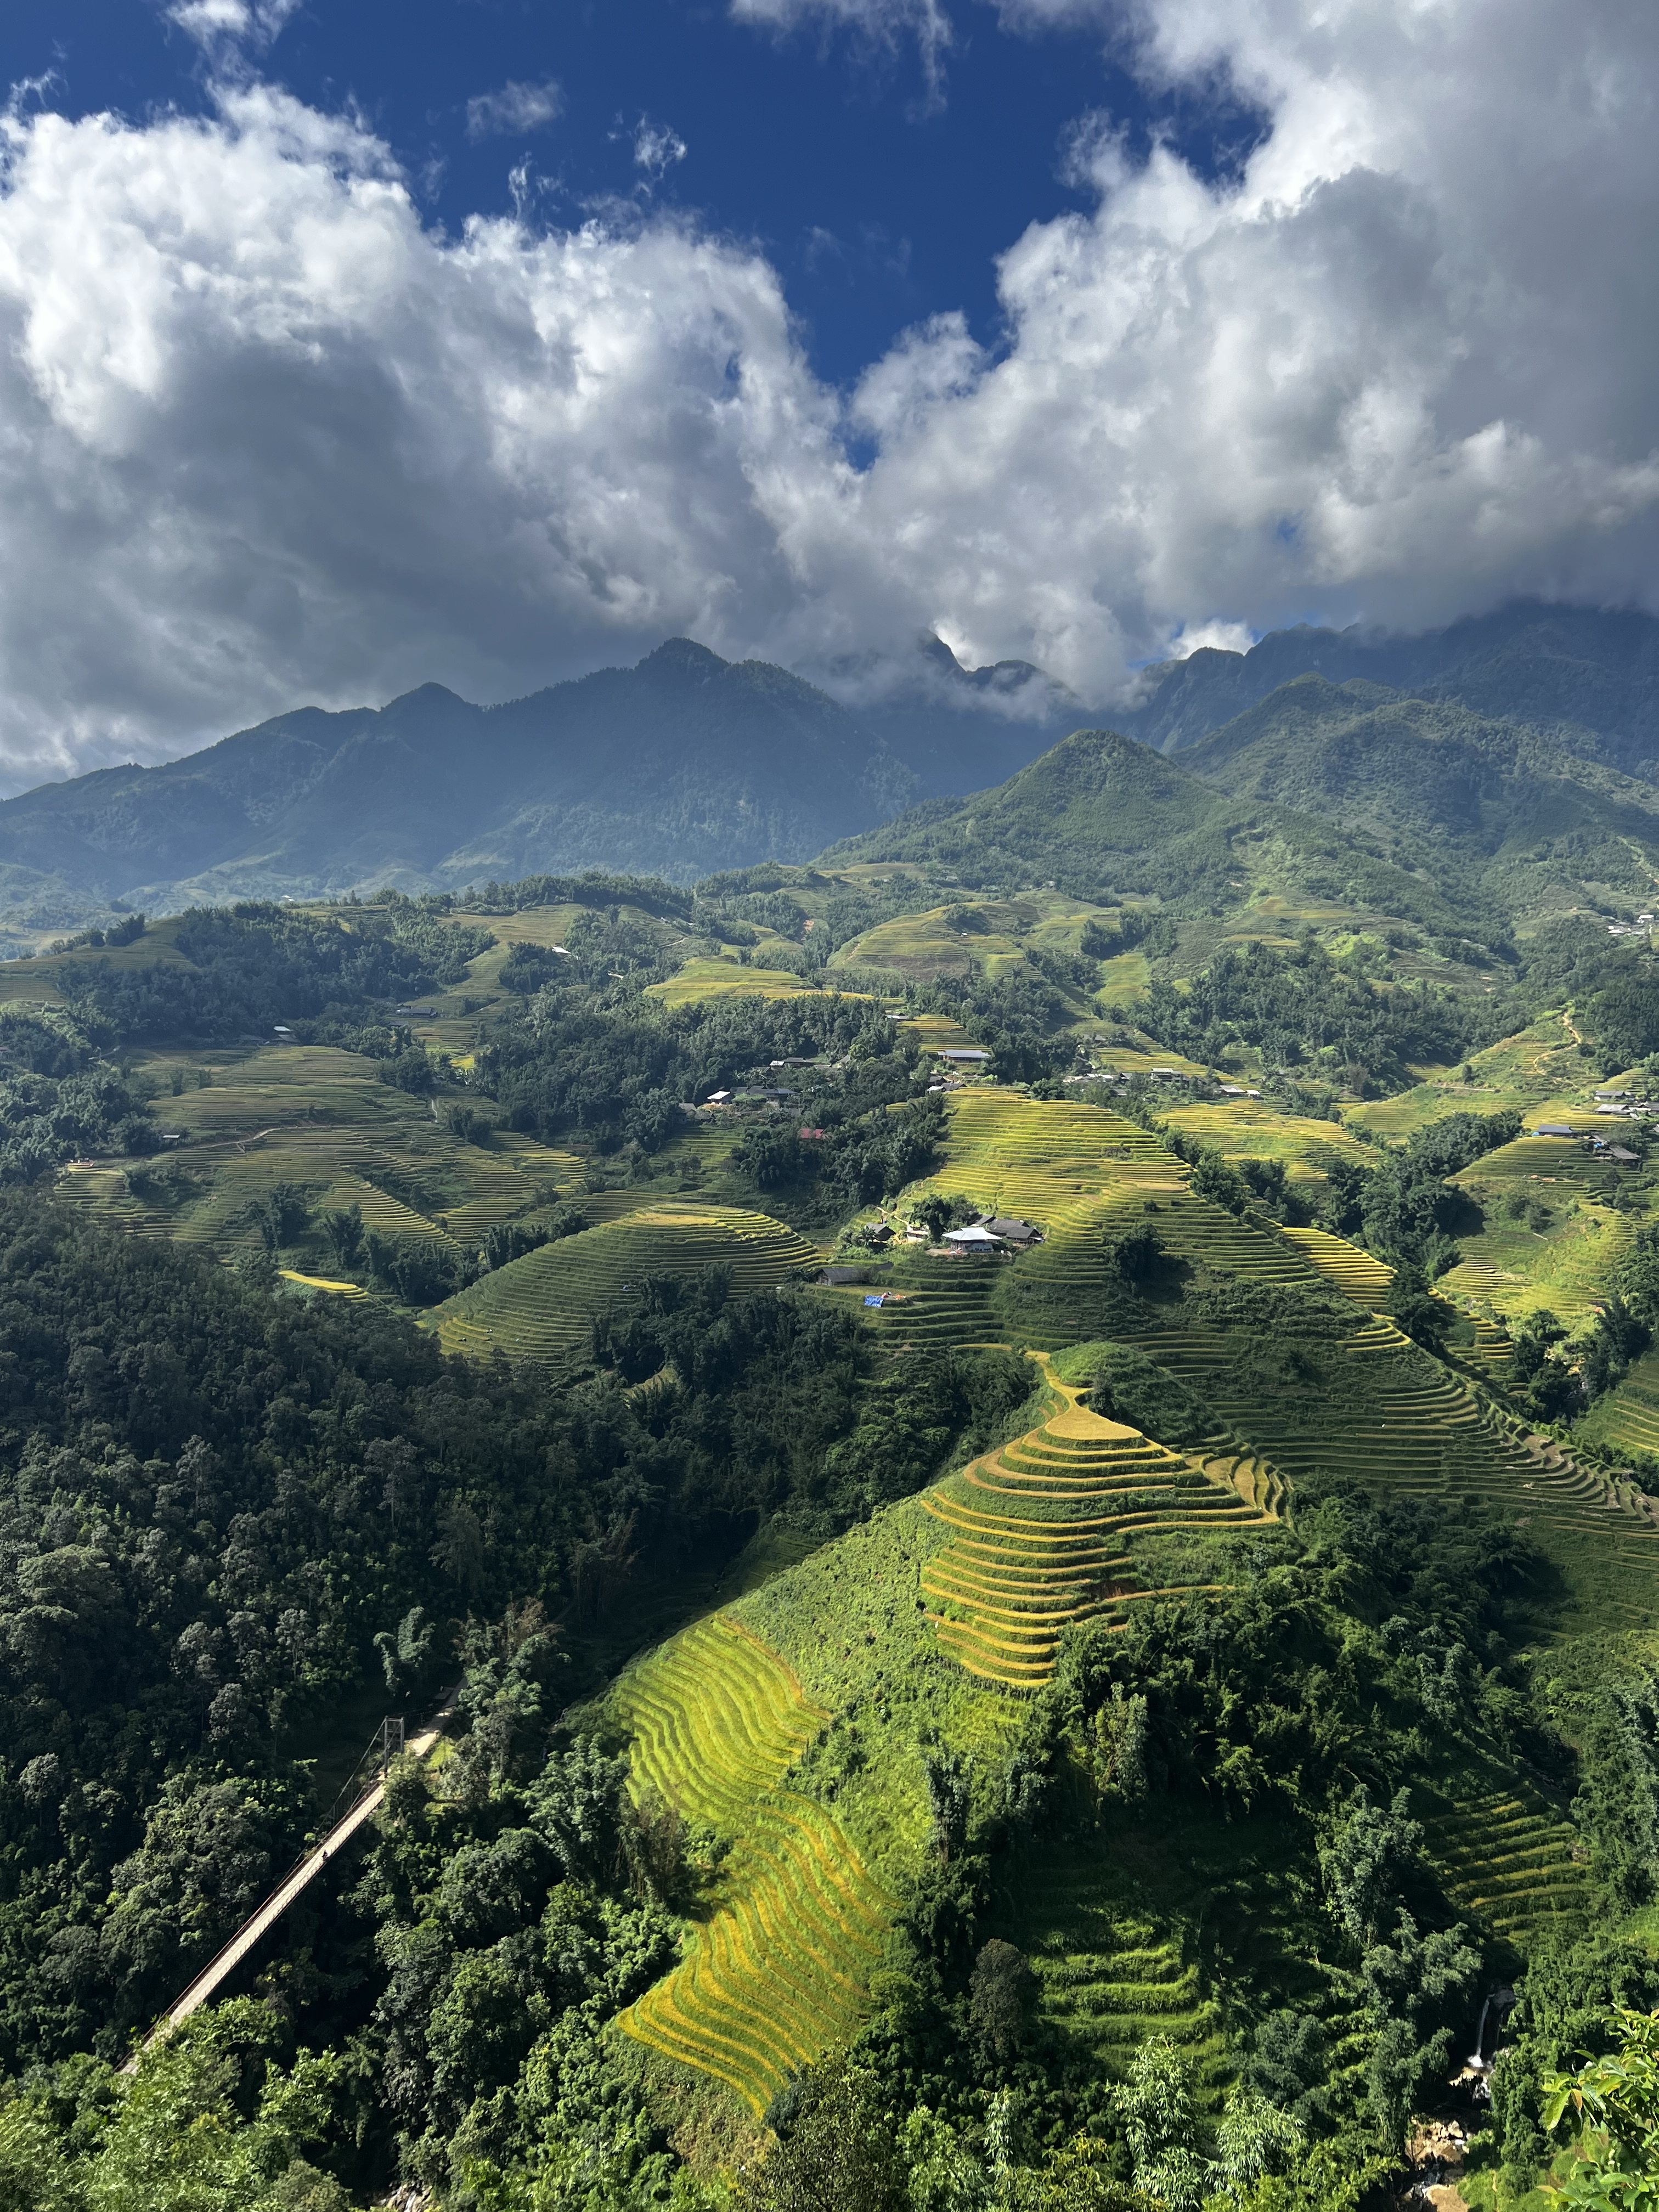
[[823, 725, 1491, 934], [0, 640, 1068, 923], [1125, 601, 1659, 775], [1179, 674, 1659, 925]]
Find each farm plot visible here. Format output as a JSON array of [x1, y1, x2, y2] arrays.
[[1575, 1348, 1659, 1460], [943, 1089, 1170, 1170], [610, 1616, 891, 2112], [1280, 1227, 1395, 1308], [920, 1375, 1277, 1687], [430, 1203, 819, 1361], [1124, 1188, 1324, 1288], [1420, 1776, 1595, 1943], [993, 1194, 1165, 1350], [1452, 1131, 1637, 1204], [1159, 1101, 1376, 1189], [52, 1164, 173, 1241], [1003, 1842, 1230, 2102], [1120, 1310, 1659, 1630], [837, 1256, 1008, 1351], [1437, 1200, 1635, 1329], [646, 958, 823, 1007]]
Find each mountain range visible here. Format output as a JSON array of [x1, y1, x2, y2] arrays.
[[8, 599, 1659, 930]]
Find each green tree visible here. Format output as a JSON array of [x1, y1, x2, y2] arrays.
[[744, 2057, 906, 2212], [969, 1941, 1035, 2073], [252, 1183, 310, 1252], [1318, 1787, 1423, 1950], [1110, 2036, 1203, 2209], [1544, 2006, 1659, 2209], [320, 1203, 364, 1270]]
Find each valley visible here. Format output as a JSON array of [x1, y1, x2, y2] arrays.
[[10, 620, 1659, 2207]]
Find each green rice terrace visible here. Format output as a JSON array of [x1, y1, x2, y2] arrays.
[[919, 1369, 1280, 1686], [608, 1615, 892, 2113], [574, 1075, 1659, 2135], [428, 1201, 821, 1360], [20, 866, 1659, 2207]]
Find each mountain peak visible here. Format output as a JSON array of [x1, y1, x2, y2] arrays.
[[640, 637, 729, 680]]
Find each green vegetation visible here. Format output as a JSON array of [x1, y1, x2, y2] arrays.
[[918, 1367, 1276, 1685], [15, 682, 1659, 2212], [428, 1203, 821, 1361], [610, 1615, 891, 2112]]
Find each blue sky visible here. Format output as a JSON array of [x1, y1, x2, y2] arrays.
[[0, 0, 1652, 784], [3, 0, 1260, 388]]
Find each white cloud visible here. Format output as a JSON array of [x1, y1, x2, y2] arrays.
[[730, 0, 953, 92], [0, 88, 835, 783], [167, 0, 300, 53], [465, 80, 564, 142], [632, 117, 687, 180], [1167, 620, 1257, 660], [3, 3, 1659, 785]]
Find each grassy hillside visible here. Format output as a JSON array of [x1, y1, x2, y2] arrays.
[[428, 1203, 821, 1360]]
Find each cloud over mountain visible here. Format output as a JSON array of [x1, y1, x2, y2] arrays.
[[0, 0, 1656, 783]]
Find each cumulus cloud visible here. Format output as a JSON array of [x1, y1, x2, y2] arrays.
[[1167, 620, 1257, 660], [2, 1, 1659, 784], [465, 80, 564, 141], [0, 88, 836, 782]]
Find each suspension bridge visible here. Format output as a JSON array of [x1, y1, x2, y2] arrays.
[[126, 1689, 458, 2068]]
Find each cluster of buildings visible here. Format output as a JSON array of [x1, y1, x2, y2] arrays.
[[1590, 1088, 1659, 1116], [1605, 914, 1656, 939], [1533, 1114, 1642, 1166], [1064, 1063, 1262, 1099], [816, 1209, 1043, 1293]]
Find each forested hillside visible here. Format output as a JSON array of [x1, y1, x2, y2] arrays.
[[0, 639, 1076, 935]]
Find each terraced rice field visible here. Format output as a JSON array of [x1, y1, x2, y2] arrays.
[[883, 1092, 1342, 1352], [52, 1164, 172, 1240], [993, 1201, 1150, 1348], [1575, 1348, 1659, 1459], [1421, 1778, 1594, 1941], [1121, 1308, 1659, 1630], [887, 1012, 981, 1052], [1438, 1201, 1635, 1329], [1160, 1102, 1376, 1187], [919, 1375, 1278, 1686], [1110, 1186, 1323, 1290], [943, 1089, 1170, 1170], [1347, 1016, 1585, 1138], [1281, 1227, 1394, 1307], [430, 1203, 820, 1360], [166, 1138, 459, 1256], [646, 959, 822, 1006], [610, 1616, 891, 2112], [850, 1256, 1007, 1350], [1454, 1131, 1635, 1202], [1449, 1311, 1515, 1383], [279, 1269, 368, 1297], [1006, 1846, 1229, 2100]]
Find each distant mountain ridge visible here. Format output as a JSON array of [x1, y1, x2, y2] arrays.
[[0, 638, 1073, 927], [830, 641, 1659, 942], [11, 599, 1659, 932], [1122, 601, 1659, 774]]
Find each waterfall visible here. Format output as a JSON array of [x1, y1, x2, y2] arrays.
[[1466, 1987, 1517, 2072]]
